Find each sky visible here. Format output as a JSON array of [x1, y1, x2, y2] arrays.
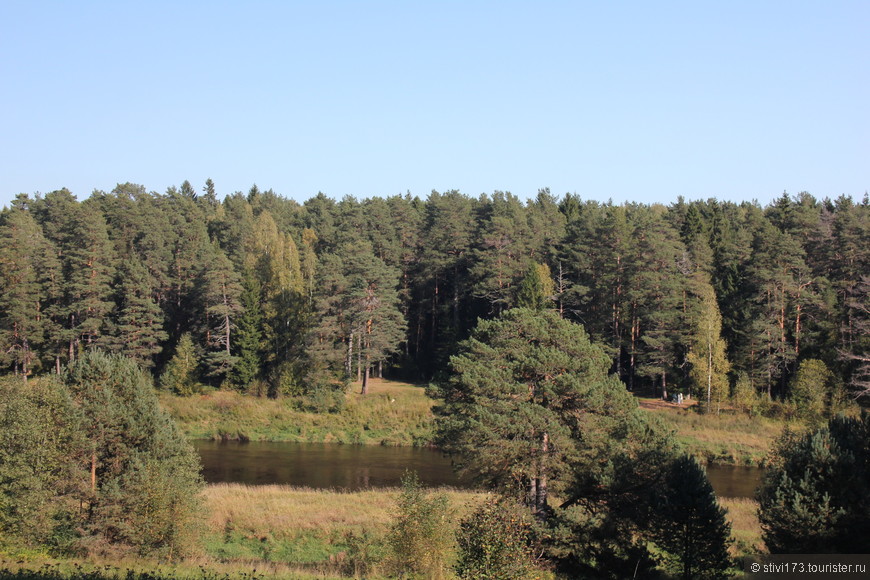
[[1, 1, 867, 208]]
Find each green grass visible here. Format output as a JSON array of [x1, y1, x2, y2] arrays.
[[160, 379, 436, 446]]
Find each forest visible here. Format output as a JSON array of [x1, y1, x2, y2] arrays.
[[0, 183, 867, 408], [1, 182, 869, 578]]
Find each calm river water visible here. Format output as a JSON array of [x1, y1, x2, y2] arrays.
[[194, 441, 763, 499]]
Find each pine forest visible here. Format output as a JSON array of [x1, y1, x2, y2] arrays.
[[1, 183, 867, 406]]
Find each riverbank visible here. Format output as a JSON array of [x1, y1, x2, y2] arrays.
[[161, 381, 791, 466], [638, 397, 796, 466], [160, 379, 435, 446], [1, 484, 763, 579]]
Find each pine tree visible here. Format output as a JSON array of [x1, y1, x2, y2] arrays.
[[345, 246, 406, 394], [432, 308, 670, 518], [632, 207, 689, 396], [199, 244, 243, 383], [415, 190, 477, 373], [558, 202, 634, 377], [0, 209, 52, 377], [67, 203, 118, 355], [310, 242, 406, 393], [471, 191, 535, 313], [63, 351, 203, 558]]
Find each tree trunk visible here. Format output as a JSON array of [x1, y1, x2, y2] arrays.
[[707, 342, 714, 412], [361, 361, 369, 395], [346, 331, 354, 377], [356, 333, 362, 382], [535, 432, 550, 520], [90, 451, 97, 492]]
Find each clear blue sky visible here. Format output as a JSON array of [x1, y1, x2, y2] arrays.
[[2, 1, 867, 208]]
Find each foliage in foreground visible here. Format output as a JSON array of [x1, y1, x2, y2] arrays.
[[758, 412, 870, 554], [0, 353, 203, 560]]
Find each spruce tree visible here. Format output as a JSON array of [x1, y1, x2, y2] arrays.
[[515, 262, 554, 311], [160, 333, 201, 395], [758, 414, 870, 553], [651, 455, 733, 579], [232, 270, 265, 388], [111, 258, 168, 368]]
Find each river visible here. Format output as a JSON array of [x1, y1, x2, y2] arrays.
[[194, 441, 764, 499]]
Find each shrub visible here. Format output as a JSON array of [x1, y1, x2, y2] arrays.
[[455, 497, 538, 579], [387, 471, 452, 578]]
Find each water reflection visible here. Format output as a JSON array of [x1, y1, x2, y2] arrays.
[[704, 463, 764, 499], [194, 441, 764, 498], [194, 440, 467, 489]]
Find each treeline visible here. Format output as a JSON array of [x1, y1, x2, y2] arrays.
[[0, 183, 867, 405]]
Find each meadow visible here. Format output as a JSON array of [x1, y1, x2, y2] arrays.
[[1, 484, 763, 579], [637, 398, 795, 466]]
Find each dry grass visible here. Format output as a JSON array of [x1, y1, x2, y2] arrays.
[[720, 497, 766, 558], [199, 483, 490, 575], [203, 483, 487, 539]]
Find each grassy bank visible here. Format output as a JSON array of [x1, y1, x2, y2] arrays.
[[160, 379, 435, 445], [162, 378, 794, 466], [721, 498, 765, 558], [638, 398, 795, 466]]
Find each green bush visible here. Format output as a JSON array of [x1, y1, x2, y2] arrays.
[[387, 472, 453, 579], [455, 498, 538, 580], [339, 529, 385, 578]]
